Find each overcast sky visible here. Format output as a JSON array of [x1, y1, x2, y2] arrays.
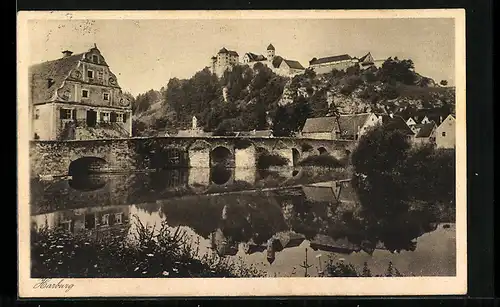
[[27, 18, 455, 96]]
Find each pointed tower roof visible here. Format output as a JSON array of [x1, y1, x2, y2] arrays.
[[218, 47, 229, 54], [267, 44, 275, 51]]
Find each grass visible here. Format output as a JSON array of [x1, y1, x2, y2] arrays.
[[31, 215, 265, 278]]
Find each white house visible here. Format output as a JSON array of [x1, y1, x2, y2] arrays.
[[435, 114, 455, 149]]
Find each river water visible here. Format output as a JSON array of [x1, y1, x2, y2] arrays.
[[30, 166, 456, 277]]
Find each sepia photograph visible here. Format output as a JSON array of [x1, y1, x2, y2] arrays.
[[17, 9, 466, 297]]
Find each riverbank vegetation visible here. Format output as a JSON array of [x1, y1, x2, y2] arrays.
[[31, 216, 265, 278]]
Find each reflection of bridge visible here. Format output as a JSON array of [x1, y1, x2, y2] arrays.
[[30, 136, 356, 177]]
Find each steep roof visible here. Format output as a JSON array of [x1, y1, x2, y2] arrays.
[[29, 53, 85, 105], [217, 47, 238, 56], [359, 52, 374, 65], [271, 56, 284, 68], [302, 186, 337, 203], [267, 43, 275, 50], [310, 54, 352, 65], [337, 113, 372, 137], [245, 52, 266, 61], [282, 59, 305, 70], [414, 122, 436, 138], [301, 116, 339, 133], [310, 234, 361, 254], [378, 114, 415, 135]]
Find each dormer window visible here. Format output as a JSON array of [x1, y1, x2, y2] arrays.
[[92, 55, 99, 64], [87, 70, 94, 79]]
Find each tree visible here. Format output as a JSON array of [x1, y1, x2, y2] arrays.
[[378, 57, 417, 85]]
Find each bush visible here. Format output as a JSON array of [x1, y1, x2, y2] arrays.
[[298, 154, 343, 168], [301, 143, 313, 152], [31, 216, 265, 278], [256, 151, 289, 169]]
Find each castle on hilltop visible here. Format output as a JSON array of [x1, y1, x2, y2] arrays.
[[210, 43, 306, 77]]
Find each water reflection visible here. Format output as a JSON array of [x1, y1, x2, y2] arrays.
[[31, 169, 456, 277], [68, 174, 106, 191]]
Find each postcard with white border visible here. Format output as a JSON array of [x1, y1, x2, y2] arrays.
[[17, 9, 467, 297]]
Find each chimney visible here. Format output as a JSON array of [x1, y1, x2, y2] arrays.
[[62, 50, 73, 58]]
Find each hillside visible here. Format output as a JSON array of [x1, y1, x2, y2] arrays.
[[132, 57, 455, 136]]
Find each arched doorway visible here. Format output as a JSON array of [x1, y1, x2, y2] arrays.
[[292, 148, 300, 166], [317, 147, 328, 155], [68, 157, 107, 176], [210, 146, 234, 167]]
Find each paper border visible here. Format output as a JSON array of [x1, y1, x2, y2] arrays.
[[17, 9, 467, 297]]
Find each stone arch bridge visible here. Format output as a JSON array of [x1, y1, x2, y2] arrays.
[[30, 136, 357, 177]]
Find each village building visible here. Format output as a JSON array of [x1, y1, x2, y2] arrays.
[[400, 106, 451, 127], [301, 113, 380, 140], [29, 45, 133, 141], [377, 114, 415, 141], [210, 47, 240, 77], [412, 121, 437, 146], [435, 114, 456, 149]]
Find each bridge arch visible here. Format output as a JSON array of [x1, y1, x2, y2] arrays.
[[68, 157, 107, 176], [317, 147, 328, 155], [210, 146, 234, 168]]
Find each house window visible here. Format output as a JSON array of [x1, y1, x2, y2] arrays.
[[115, 213, 123, 224], [442, 132, 446, 137], [116, 113, 123, 123], [34, 108, 40, 120], [103, 93, 109, 101], [92, 55, 99, 63], [60, 220, 72, 232], [101, 214, 110, 226], [87, 70, 94, 79], [100, 112, 110, 122], [98, 71, 103, 80], [82, 89, 89, 98], [60, 108, 73, 120]]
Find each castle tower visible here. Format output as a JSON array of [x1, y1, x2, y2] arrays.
[[266, 43, 276, 62]]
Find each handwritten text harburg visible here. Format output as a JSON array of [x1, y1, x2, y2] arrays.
[[33, 279, 75, 293]]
